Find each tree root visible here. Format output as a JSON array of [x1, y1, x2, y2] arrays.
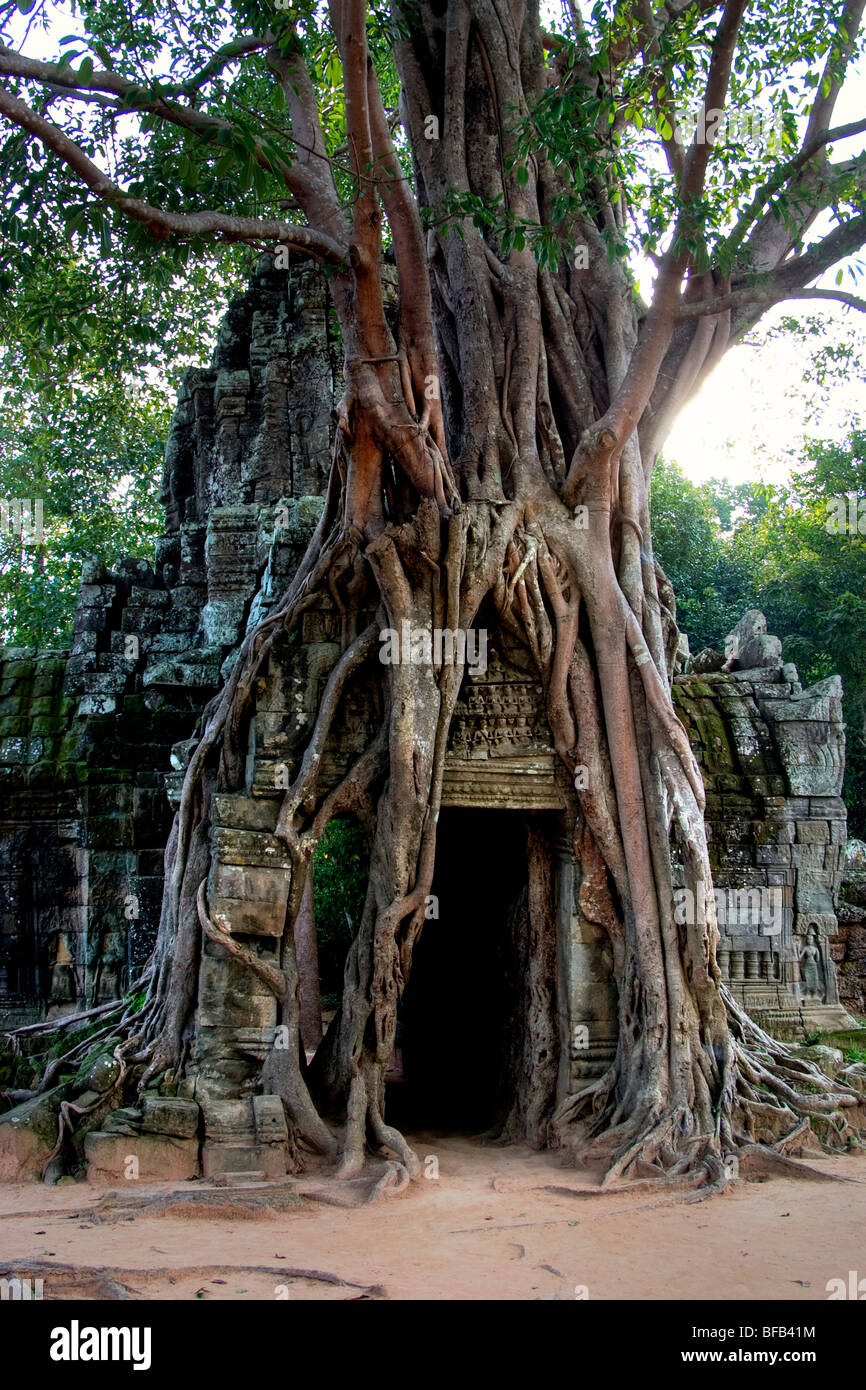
[[3, 1257, 386, 1299]]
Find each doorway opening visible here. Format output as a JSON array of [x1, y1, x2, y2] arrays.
[[387, 808, 530, 1134]]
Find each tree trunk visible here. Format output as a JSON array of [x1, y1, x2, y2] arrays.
[[294, 873, 323, 1052], [44, 0, 863, 1194]]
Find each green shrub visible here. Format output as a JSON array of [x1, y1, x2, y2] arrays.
[[312, 817, 370, 1008]]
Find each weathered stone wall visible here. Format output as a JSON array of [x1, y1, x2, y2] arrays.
[[831, 841, 866, 1021], [0, 624, 176, 1029], [0, 254, 335, 1028], [673, 657, 851, 1037]]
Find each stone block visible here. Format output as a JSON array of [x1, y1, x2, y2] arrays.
[[795, 869, 836, 917], [253, 1094, 289, 1145], [0, 1089, 64, 1181], [211, 825, 292, 870], [208, 898, 287, 936], [129, 586, 169, 608], [85, 1131, 199, 1183], [122, 608, 166, 636], [212, 862, 290, 906], [82, 671, 126, 695], [808, 796, 844, 815], [756, 844, 791, 865], [141, 1096, 200, 1139], [74, 607, 107, 633], [198, 954, 278, 1030], [77, 584, 117, 608], [78, 695, 116, 717], [791, 843, 825, 868], [200, 1097, 255, 1143], [796, 820, 830, 844], [201, 1142, 287, 1179], [213, 794, 280, 831]]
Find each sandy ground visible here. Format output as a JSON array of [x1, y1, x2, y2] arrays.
[[1, 1134, 864, 1301]]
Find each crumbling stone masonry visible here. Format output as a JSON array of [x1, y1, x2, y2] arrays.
[[834, 840, 866, 1020]]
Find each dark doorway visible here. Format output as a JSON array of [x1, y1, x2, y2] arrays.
[[387, 809, 529, 1132]]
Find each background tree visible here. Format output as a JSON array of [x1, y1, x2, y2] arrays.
[[651, 425, 866, 835], [0, 228, 249, 643], [649, 458, 753, 650], [733, 425, 866, 834], [2, 0, 866, 1191]]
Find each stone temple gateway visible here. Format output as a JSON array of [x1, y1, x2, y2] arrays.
[[0, 256, 858, 1180]]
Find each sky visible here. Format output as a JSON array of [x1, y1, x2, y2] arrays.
[[664, 303, 865, 487]]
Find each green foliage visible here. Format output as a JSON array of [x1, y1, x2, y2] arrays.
[[0, 0, 409, 646], [0, 373, 167, 645], [650, 458, 754, 652], [511, 0, 862, 277], [0, 229, 250, 645], [653, 427, 866, 835], [730, 427, 866, 834], [312, 817, 369, 1008]]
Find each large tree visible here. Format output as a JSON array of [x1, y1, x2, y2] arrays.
[[3, 0, 866, 1190]]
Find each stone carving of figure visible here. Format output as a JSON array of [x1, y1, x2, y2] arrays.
[[99, 936, 125, 1002], [799, 926, 825, 1001], [48, 932, 76, 1004]]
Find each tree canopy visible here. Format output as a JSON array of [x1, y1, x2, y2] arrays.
[[0, 0, 863, 379], [2, 0, 864, 645]]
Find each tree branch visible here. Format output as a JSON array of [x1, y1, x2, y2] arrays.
[[576, 0, 748, 455], [679, 0, 749, 204], [788, 286, 866, 313], [0, 83, 350, 262], [801, 0, 866, 149], [330, 0, 377, 257], [721, 119, 866, 268], [677, 216, 866, 320], [169, 33, 276, 98], [266, 41, 349, 248], [0, 43, 310, 200]]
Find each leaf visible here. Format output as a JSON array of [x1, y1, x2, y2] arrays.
[[214, 151, 236, 180]]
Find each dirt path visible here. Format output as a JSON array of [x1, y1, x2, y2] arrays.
[[1, 1136, 864, 1300]]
